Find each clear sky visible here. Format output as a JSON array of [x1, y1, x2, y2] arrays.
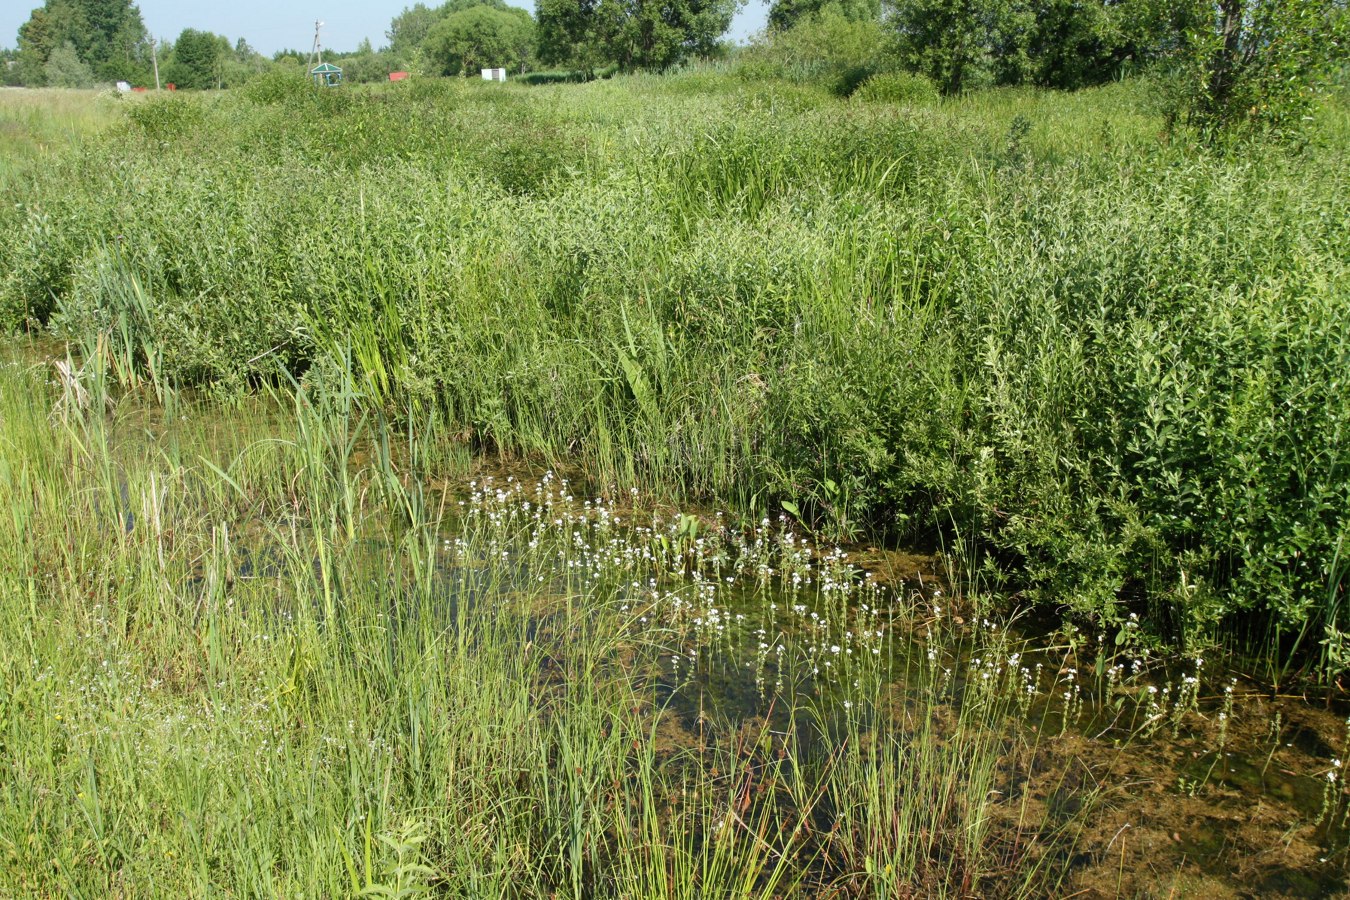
[[2, 0, 769, 55]]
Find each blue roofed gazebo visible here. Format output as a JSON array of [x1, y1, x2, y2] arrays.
[[310, 62, 342, 87]]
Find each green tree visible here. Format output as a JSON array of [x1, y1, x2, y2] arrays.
[[441, 0, 524, 14], [889, 0, 1028, 94], [16, 4, 83, 85], [535, 0, 604, 70], [389, 0, 526, 56], [768, 0, 879, 32], [610, 0, 741, 68], [44, 39, 95, 87], [536, 0, 740, 71], [102, 13, 151, 82], [336, 50, 396, 82], [1160, 0, 1349, 133], [330, 38, 405, 83], [423, 5, 536, 74], [164, 28, 226, 89], [15, 0, 149, 85], [1, 49, 22, 86], [885, 0, 1346, 107], [388, 3, 442, 53], [1023, 0, 1133, 89], [214, 37, 272, 87]]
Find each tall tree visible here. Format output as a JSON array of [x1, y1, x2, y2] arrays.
[[16, 4, 83, 85], [15, 0, 149, 85], [536, 0, 740, 71], [1, 49, 22, 86], [423, 5, 535, 74], [1165, 0, 1348, 132], [536, 0, 604, 70], [44, 39, 95, 87], [1024, 0, 1133, 89], [164, 28, 226, 89], [388, 3, 442, 53], [388, 0, 525, 56], [890, 0, 1025, 94], [614, 0, 740, 68], [886, 0, 1348, 110], [889, 0, 1159, 93], [745, 4, 890, 93], [768, 0, 880, 32]]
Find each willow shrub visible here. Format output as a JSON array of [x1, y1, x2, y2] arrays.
[[1, 76, 1346, 667]]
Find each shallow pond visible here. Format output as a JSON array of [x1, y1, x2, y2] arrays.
[[196, 468, 1350, 898], [15, 347, 1350, 898]]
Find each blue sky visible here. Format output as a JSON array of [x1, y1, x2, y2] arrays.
[[3, 0, 769, 55]]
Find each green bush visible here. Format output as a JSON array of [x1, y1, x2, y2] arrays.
[[1157, 0, 1350, 137], [240, 67, 312, 105], [124, 96, 205, 140], [734, 7, 891, 96], [518, 64, 618, 85], [854, 71, 939, 105], [518, 69, 589, 85]]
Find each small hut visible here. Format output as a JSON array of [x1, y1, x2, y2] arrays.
[[311, 62, 343, 87]]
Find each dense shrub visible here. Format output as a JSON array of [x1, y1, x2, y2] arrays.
[[518, 64, 618, 85], [853, 71, 939, 104], [124, 95, 206, 140], [735, 8, 892, 96], [1156, 0, 1349, 136], [240, 68, 312, 105]]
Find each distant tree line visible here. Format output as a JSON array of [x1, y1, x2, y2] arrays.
[[386, 0, 737, 75], [6, 0, 1344, 134], [8, 0, 149, 86], [749, 0, 1349, 132], [2, 0, 545, 88], [4, 0, 741, 89], [5, 0, 273, 89]]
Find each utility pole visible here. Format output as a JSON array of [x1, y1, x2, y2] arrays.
[[150, 37, 160, 90], [307, 21, 324, 70]]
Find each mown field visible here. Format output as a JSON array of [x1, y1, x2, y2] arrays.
[[0, 76, 1347, 896]]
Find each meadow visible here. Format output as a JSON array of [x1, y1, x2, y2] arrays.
[[0, 75, 1347, 895]]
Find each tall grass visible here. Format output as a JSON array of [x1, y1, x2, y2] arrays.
[[0, 74, 1346, 672], [0, 88, 120, 195], [0, 351, 1137, 896]]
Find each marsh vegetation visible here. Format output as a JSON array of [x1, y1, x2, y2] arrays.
[[0, 72, 1347, 896]]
